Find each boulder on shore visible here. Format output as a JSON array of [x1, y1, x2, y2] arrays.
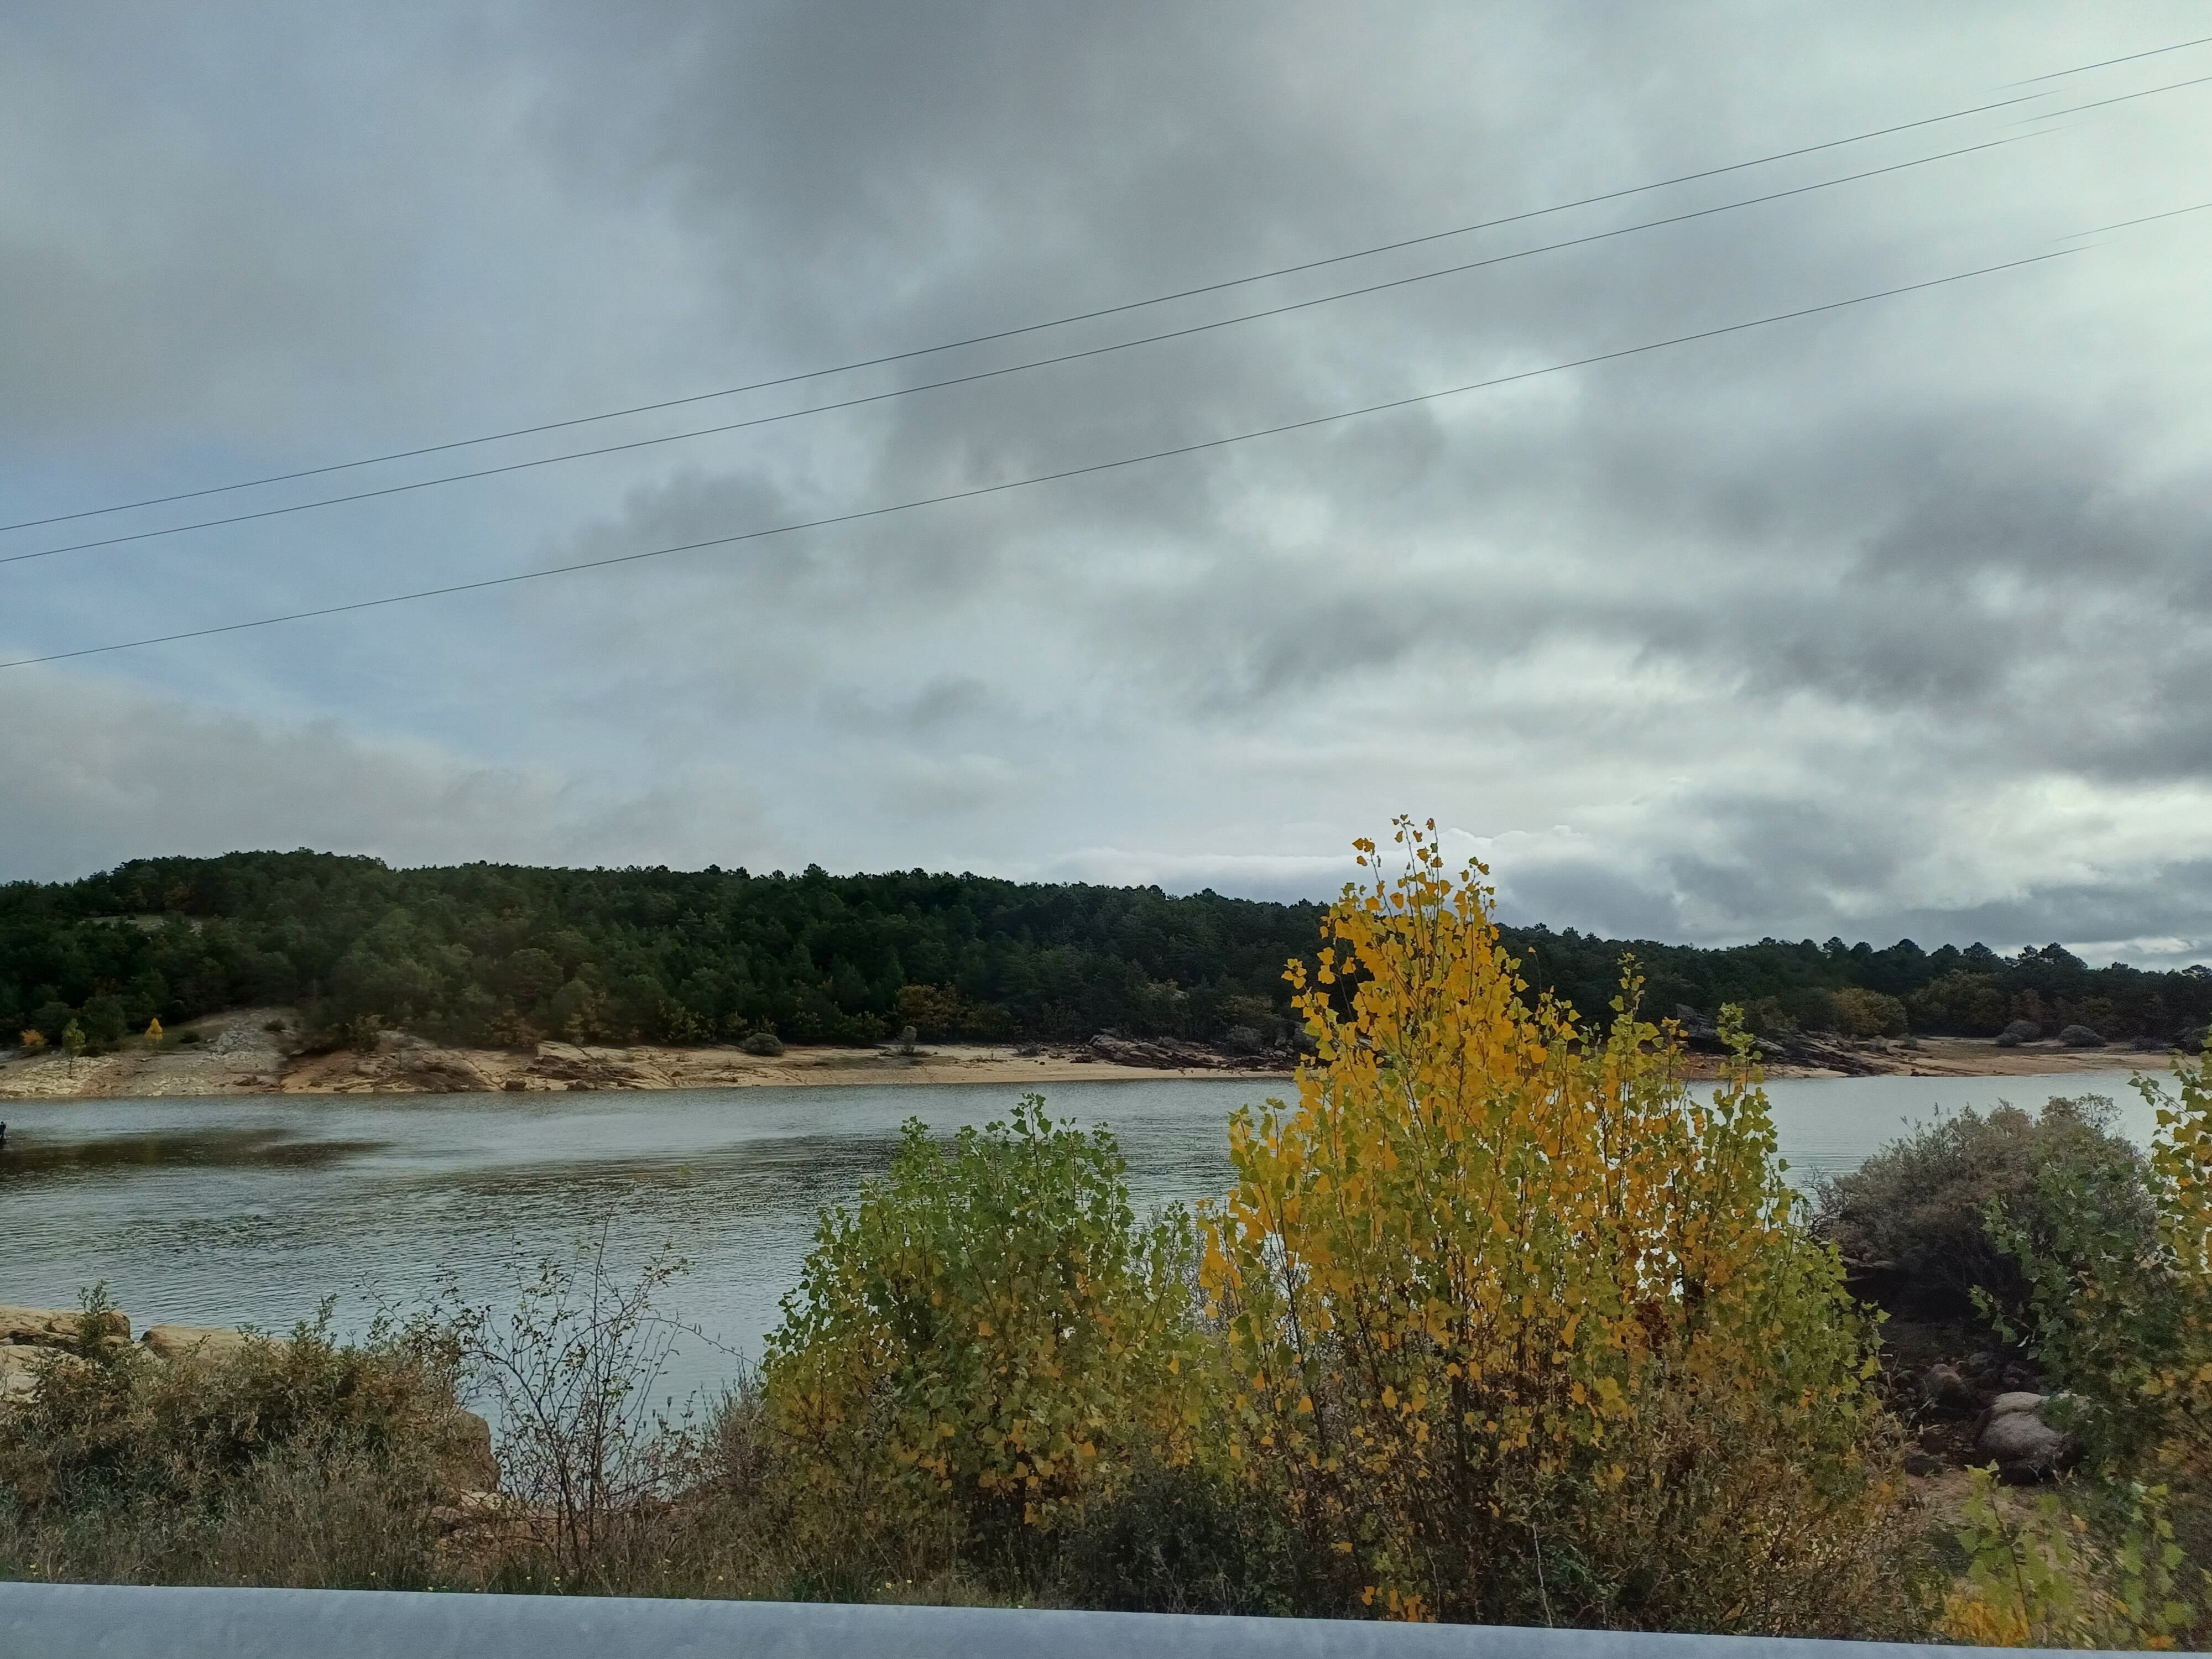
[[139, 1324, 266, 1363], [2057, 1024, 2106, 1048], [1978, 1392, 2078, 1482]]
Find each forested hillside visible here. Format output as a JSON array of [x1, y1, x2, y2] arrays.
[[3, 850, 2207, 1053]]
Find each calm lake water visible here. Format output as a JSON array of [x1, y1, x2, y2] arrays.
[[0, 1070, 2172, 1406]]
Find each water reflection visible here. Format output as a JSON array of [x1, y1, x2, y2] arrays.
[[0, 1125, 389, 1176], [0, 1070, 2167, 1406]]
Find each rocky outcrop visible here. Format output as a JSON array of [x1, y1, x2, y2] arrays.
[[524, 1043, 661, 1089], [1085, 1033, 1288, 1071], [1921, 1362, 1978, 1415], [0, 1344, 72, 1401], [0, 1305, 122, 1405], [1, 1304, 128, 1348], [0, 1306, 276, 1410]]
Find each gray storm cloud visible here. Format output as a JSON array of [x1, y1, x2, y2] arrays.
[[2, 1, 2209, 961]]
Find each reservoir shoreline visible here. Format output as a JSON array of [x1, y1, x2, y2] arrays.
[[0, 1003, 2179, 1101]]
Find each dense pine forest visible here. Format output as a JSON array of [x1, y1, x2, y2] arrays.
[[3, 849, 2208, 1053]]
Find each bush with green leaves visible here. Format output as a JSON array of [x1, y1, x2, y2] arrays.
[[1934, 1467, 2193, 1647], [1985, 1048, 2212, 1584], [1812, 1095, 2150, 1323], [760, 1097, 1208, 1581]]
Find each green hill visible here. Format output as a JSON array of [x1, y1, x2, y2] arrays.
[[3, 851, 2206, 1054]]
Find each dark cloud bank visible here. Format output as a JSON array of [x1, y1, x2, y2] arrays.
[[3, 2, 2210, 961]]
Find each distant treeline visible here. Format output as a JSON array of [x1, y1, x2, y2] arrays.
[[3, 850, 2208, 1052]]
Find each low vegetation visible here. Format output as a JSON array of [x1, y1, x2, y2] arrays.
[[0, 1298, 482, 1589], [7, 823, 2212, 1640]]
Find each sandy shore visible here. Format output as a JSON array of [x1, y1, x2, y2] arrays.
[[1702, 1034, 2179, 1082], [0, 1008, 1293, 1099], [0, 1009, 2179, 1100]]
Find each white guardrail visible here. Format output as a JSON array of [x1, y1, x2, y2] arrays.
[[0, 1584, 2080, 1659]]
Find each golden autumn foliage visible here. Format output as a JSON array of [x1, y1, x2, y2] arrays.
[[1198, 819, 1916, 1630]]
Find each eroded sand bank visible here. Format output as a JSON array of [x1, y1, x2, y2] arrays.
[[0, 1007, 2179, 1099]]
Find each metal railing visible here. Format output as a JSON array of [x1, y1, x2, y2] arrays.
[[0, 1582, 2060, 1659]]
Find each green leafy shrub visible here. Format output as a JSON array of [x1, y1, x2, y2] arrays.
[[760, 1099, 1207, 1582], [1985, 1046, 2212, 1588], [1832, 985, 1908, 1038], [1053, 1458, 1317, 1615], [1812, 1096, 2149, 1321], [1935, 1468, 2192, 1647]]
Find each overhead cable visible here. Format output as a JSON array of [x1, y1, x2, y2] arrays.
[[24, 38, 2202, 537], [2004, 33, 2212, 86], [0, 249, 2072, 672], [1, 134, 2030, 568]]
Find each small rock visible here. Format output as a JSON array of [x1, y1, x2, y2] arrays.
[[1903, 1451, 1945, 1477], [1, 1347, 47, 1399], [1923, 1363, 1977, 1413], [1989, 1390, 2044, 1417]]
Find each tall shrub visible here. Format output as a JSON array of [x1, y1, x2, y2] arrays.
[[1814, 1095, 2150, 1322], [760, 1099, 1207, 1582], [1199, 820, 1913, 1630], [1995, 1046, 2212, 1507]]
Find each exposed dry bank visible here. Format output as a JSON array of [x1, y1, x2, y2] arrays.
[[0, 1005, 2167, 1100]]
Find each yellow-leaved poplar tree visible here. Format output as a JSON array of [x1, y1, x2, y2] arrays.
[[1200, 819, 1916, 1631]]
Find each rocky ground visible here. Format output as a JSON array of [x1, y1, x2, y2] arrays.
[[0, 1008, 1296, 1099], [1, 1304, 280, 1404], [1875, 1313, 2079, 1486], [1676, 1026, 2177, 1081], [1, 1004, 2176, 1100]]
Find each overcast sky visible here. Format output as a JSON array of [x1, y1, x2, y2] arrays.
[[4, 3, 2210, 961]]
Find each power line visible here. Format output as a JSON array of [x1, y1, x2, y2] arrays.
[[3, 133, 2029, 569], [2060, 199, 2212, 239], [2025, 68, 2212, 122], [0, 249, 2072, 673], [20, 46, 2176, 539], [2004, 33, 2212, 86]]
